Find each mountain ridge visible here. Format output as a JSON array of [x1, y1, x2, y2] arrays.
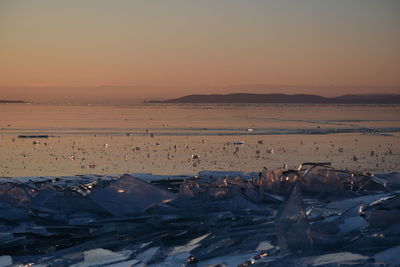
[[146, 93, 400, 104]]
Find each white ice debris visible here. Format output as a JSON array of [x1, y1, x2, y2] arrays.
[[169, 233, 211, 256], [300, 252, 369, 266], [256, 241, 274, 251], [0, 256, 12, 267], [71, 248, 131, 267]]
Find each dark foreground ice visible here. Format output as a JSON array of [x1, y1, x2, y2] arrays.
[[1, 163, 400, 266]]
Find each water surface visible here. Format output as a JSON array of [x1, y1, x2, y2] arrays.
[[1, 103, 400, 136]]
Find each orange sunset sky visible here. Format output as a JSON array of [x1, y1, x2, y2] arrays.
[[0, 0, 399, 103]]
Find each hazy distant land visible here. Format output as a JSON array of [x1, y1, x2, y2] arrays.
[[0, 99, 27, 104], [2, 93, 400, 105], [147, 93, 400, 104]]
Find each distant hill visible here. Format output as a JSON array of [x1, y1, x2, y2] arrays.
[[330, 94, 400, 104], [147, 93, 400, 104], [0, 100, 27, 104]]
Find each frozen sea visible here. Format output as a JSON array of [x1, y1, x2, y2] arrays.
[[0, 103, 400, 177]]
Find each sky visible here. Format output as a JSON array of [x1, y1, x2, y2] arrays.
[[0, 0, 399, 102]]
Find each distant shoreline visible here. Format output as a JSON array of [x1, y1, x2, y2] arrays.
[[0, 100, 27, 104], [145, 93, 400, 104]]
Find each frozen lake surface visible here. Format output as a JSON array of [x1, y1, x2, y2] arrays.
[[1, 103, 400, 177], [1, 103, 400, 136]]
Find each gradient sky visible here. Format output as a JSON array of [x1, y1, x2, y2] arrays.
[[0, 0, 399, 102]]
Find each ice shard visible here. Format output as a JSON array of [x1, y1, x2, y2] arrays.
[[90, 174, 176, 216], [29, 183, 109, 219], [0, 256, 12, 267], [298, 252, 369, 266], [0, 182, 37, 208], [300, 166, 345, 194], [360, 194, 400, 228], [179, 175, 262, 207], [259, 168, 293, 194], [70, 248, 131, 267], [275, 183, 313, 252]]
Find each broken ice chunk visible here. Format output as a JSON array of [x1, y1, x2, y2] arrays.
[[168, 233, 211, 256], [337, 216, 368, 234], [256, 241, 274, 251], [91, 174, 176, 217], [29, 184, 109, 218], [70, 248, 131, 267], [104, 258, 140, 267], [197, 251, 261, 267], [225, 195, 265, 211], [148, 252, 189, 267], [13, 225, 49, 236], [298, 252, 369, 266], [275, 183, 313, 252], [0, 200, 30, 221], [259, 168, 300, 194], [360, 195, 400, 228], [190, 235, 242, 262], [0, 233, 14, 243], [0, 182, 37, 208], [374, 245, 400, 265], [243, 184, 263, 203], [178, 178, 204, 199], [300, 166, 344, 194], [179, 176, 262, 204], [0, 255, 12, 267], [377, 172, 400, 189], [135, 247, 161, 264]]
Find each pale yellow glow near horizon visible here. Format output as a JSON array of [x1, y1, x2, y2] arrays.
[[0, 0, 399, 101]]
